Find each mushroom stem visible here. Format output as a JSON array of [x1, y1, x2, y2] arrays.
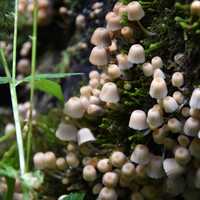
[[137, 21, 156, 36]]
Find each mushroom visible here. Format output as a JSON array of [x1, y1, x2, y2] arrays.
[[100, 82, 120, 103], [98, 187, 118, 200], [127, 1, 145, 21], [171, 72, 184, 88], [110, 151, 126, 168], [116, 53, 132, 70], [97, 158, 112, 173], [102, 172, 119, 187], [189, 88, 200, 109], [162, 96, 179, 113], [142, 62, 154, 77], [151, 56, 163, 69], [128, 44, 145, 64], [107, 64, 121, 79], [184, 117, 200, 137], [174, 146, 191, 165], [89, 46, 108, 66], [83, 165, 97, 182], [56, 123, 77, 142], [77, 128, 96, 145], [129, 110, 148, 130], [130, 144, 150, 165], [189, 138, 200, 159], [106, 12, 122, 31]]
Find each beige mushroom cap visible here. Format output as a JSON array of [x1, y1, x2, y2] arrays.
[[106, 12, 122, 31], [77, 128, 96, 146], [128, 44, 145, 64], [127, 1, 145, 21]]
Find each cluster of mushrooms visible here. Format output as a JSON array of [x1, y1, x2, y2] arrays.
[[18, 0, 53, 25], [32, 1, 200, 199]]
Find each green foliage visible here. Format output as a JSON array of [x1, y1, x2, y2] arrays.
[[0, 77, 11, 84]]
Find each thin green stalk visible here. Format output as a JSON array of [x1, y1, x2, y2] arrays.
[[137, 21, 156, 36], [26, 0, 38, 171]]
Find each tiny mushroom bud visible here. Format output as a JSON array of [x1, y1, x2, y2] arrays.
[[151, 56, 163, 69], [83, 165, 97, 182], [75, 14, 86, 29], [77, 128, 96, 146], [191, 0, 200, 16], [153, 68, 166, 79], [91, 27, 111, 47], [100, 82, 119, 103], [98, 187, 118, 200], [189, 88, 200, 109], [89, 46, 108, 66], [177, 135, 190, 147], [56, 158, 67, 170], [171, 72, 184, 88], [142, 62, 154, 77], [33, 152, 45, 170], [102, 172, 119, 187], [146, 156, 164, 179], [107, 64, 121, 79], [130, 144, 150, 165], [184, 117, 200, 137], [121, 162, 135, 179], [129, 110, 148, 130], [167, 118, 182, 133], [64, 97, 85, 119], [97, 158, 112, 173], [56, 123, 77, 142], [174, 146, 191, 165], [189, 138, 200, 159], [116, 53, 132, 70], [181, 107, 190, 118], [127, 1, 145, 21], [66, 152, 80, 168], [149, 78, 168, 99], [87, 104, 104, 116], [44, 152, 56, 169], [173, 91, 185, 104], [110, 151, 126, 168], [121, 26, 134, 40], [106, 12, 122, 31], [89, 70, 100, 80], [163, 158, 185, 177], [80, 85, 92, 97], [128, 44, 145, 64]]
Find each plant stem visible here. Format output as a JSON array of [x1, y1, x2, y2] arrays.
[[26, 0, 38, 171], [137, 21, 156, 36]]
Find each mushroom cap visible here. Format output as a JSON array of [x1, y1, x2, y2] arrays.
[[189, 138, 200, 159], [89, 46, 108, 66], [127, 1, 145, 21], [116, 53, 132, 70], [146, 156, 165, 179], [77, 128, 96, 146], [129, 110, 148, 130], [56, 123, 77, 142], [163, 158, 185, 177], [171, 72, 184, 88], [98, 187, 118, 200], [153, 68, 166, 79], [128, 44, 145, 64], [184, 117, 200, 137], [64, 97, 85, 119], [91, 27, 111, 47], [189, 88, 200, 109], [162, 96, 179, 113], [149, 78, 168, 99], [130, 144, 150, 165], [151, 56, 163, 69], [142, 62, 154, 77], [106, 12, 122, 31], [100, 82, 120, 103]]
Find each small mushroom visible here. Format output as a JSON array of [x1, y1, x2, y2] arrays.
[[128, 44, 145, 64], [189, 88, 200, 109], [127, 1, 145, 21], [77, 128, 96, 145]]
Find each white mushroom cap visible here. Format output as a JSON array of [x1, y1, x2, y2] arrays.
[[77, 128, 96, 145], [80, 85, 92, 97], [121, 162, 135, 178], [173, 91, 185, 104], [165, 176, 185, 196], [91, 27, 111, 47], [189, 88, 200, 109], [106, 12, 122, 31], [80, 96, 90, 110], [146, 156, 164, 179], [89, 46, 108, 66], [98, 187, 118, 200], [174, 146, 191, 165], [129, 110, 148, 130], [189, 138, 200, 159], [128, 44, 145, 64], [147, 107, 164, 129], [83, 165, 97, 182], [151, 56, 163, 69], [110, 151, 126, 168], [97, 158, 112, 173], [191, 0, 200, 16], [107, 64, 121, 79], [56, 123, 77, 142], [130, 144, 150, 165], [64, 97, 85, 119], [102, 172, 119, 187], [33, 152, 45, 170], [163, 158, 185, 177], [149, 78, 168, 99], [167, 118, 182, 133], [87, 104, 104, 116], [162, 96, 179, 113], [116, 53, 132, 70], [184, 117, 200, 137], [171, 72, 184, 88], [153, 68, 166, 79], [100, 82, 120, 103], [89, 70, 100, 80], [142, 62, 154, 77], [127, 1, 145, 21]]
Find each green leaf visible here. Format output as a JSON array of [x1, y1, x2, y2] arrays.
[[58, 192, 85, 200], [0, 76, 11, 84], [0, 163, 18, 178], [34, 79, 64, 102], [16, 72, 83, 86]]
